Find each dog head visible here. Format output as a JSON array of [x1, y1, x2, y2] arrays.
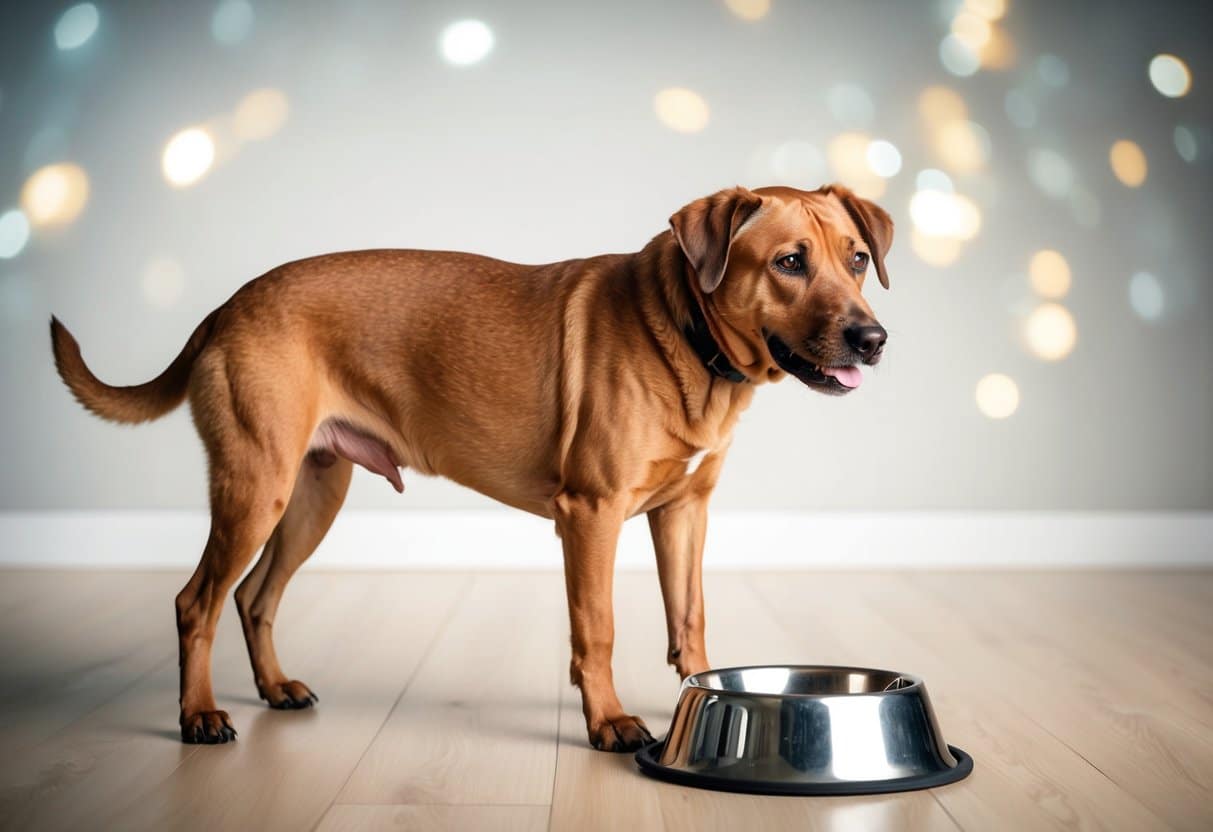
[[669, 184, 893, 395]]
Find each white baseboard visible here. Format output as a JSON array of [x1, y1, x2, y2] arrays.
[[0, 510, 1210, 569]]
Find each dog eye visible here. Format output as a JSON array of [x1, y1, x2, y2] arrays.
[[851, 252, 870, 272], [775, 253, 805, 273]]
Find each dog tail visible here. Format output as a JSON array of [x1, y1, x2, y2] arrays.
[[50, 310, 220, 424]]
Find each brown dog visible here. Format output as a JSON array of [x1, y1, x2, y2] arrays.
[[51, 183, 892, 750]]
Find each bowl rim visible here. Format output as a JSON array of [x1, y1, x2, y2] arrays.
[[682, 664, 924, 699]]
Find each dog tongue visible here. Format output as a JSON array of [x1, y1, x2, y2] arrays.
[[822, 365, 863, 388]]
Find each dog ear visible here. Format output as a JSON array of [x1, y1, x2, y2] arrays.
[[669, 187, 763, 294], [825, 185, 894, 289]]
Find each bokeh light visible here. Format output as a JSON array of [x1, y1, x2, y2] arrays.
[[654, 88, 710, 133], [1036, 54, 1070, 87], [54, 4, 99, 51], [1004, 89, 1036, 128], [1128, 271, 1164, 321], [162, 128, 216, 187], [20, 163, 90, 227], [978, 25, 1016, 70], [827, 83, 874, 128], [827, 132, 886, 199], [440, 20, 494, 66], [919, 86, 967, 124], [936, 120, 990, 172], [1028, 249, 1071, 299], [1173, 126, 1198, 162], [233, 88, 289, 141], [939, 34, 980, 77], [142, 258, 186, 307], [1024, 303, 1077, 361], [211, 0, 254, 46], [909, 189, 981, 240], [916, 168, 954, 193], [911, 228, 963, 267], [1027, 148, 1074, 199], [964, 0, 1007, 21], [0, 210, 31, 259], [1148, 54, 1191, 98], [865, 140, 902, 178], [975, 373, 1019, 419], [951, 11, 991, 51], [1109, 140, 1147, 187], [725, 0, 771, 21]]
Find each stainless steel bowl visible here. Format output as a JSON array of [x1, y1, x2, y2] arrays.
[[636, 665, 972, 795]]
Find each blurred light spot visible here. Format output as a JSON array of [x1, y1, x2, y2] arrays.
[[1174, 125, 1198, 162], [1024, 302, 1076, 361], [1109, 140, 1147, 187], [964, 0, 1006, 20], [975, 373, 1019, 419], [1027, 148, 1073, 199], [951, 12, 991, 50], [939, 34, 980, 77], [211, 0, 253, 46], [916, 168, 954, 193], [23, 127, 70, 172], [233, 88, 289, 141], [1148, 54, 1190, 98], [143, 258, 186, 307], [769, 141, 825, 185], [1028, 249, 1070, 299], [725, 0, 770, 21], [919, 86, 967, 125], [1128, 271, 1164, 321], [911, 228, 962, 266], [162, 128, 216, 187], [54, 4, 99, 50], [827, 83, 874, 128], [21, 163, 89, 227], [1004, 89, 1036, 128], [440, 19, 494, 66], [0, 210, 31, 259], [978, 25, 1016, 70], [909, 190, 981, 240], [654, 88, 710, 133], [212, 0, 254, 46], [866, 140, 902, 177], [1036, 54, 1069, 87], [828, 132, 886, 199], [1068, 186, 1100, 228], [935, 120, 990, 172]]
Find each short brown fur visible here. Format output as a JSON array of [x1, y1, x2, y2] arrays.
[[51, 184, 893, 749]]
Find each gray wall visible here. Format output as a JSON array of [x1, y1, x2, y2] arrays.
[[1, 0, 1210, 511]]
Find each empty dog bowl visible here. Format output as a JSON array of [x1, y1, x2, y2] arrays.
[[636, 665, 972, 795]]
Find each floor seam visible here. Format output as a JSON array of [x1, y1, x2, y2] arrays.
[[310, 573, 477, 832]]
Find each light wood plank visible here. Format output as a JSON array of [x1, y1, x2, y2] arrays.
[[0, 571, 183, 753], [336, 573, 565, 806], [315, 804, 550, 832], [750, 572, 1174, 832]]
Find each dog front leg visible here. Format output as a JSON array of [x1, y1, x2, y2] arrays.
[[648, 497, 710, 679], [554, 493, 654, 752]]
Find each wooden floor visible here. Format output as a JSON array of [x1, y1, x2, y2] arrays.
[[0, 569, 1210, 831]]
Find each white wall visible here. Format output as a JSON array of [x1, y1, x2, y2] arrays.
[[1, 0, 1210, 523]]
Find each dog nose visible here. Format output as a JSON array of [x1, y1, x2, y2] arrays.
[[844, 324, 887, 361]]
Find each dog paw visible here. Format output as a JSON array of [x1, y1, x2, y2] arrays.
[[261, 679, 319, 710], [588, 714, 654, 752], [180, 710, 238, 744]]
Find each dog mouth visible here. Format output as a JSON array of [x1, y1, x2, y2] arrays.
[[765, 334, 863, 395]]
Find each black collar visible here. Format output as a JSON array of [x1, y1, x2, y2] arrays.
[[682, 288, 748, 384]]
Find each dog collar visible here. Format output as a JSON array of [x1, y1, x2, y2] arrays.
[[682, 285, 748, 384]]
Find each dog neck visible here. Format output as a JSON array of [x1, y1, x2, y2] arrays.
[[680, 265, 747, 384]]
